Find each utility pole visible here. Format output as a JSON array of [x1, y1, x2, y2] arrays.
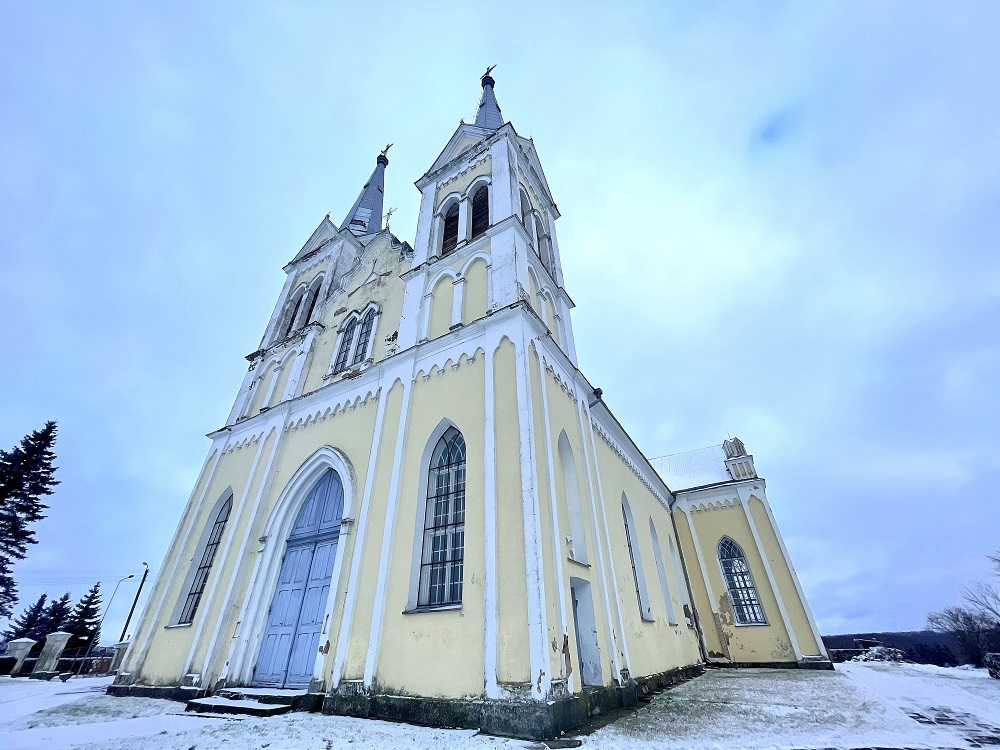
[[120, 562, 149, 643]]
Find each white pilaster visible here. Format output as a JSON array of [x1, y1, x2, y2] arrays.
[[363, 374, 415, 686], [451, 278, 465, 328], [533, 348, 571, 690], [514, 334, 550, 699], [482, 336, 500, 699]]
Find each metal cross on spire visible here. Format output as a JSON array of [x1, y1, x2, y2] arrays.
[[380, 143, 393, 157], [384, 207, 396, 231]]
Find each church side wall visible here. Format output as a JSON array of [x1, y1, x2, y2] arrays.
[[747, 496, 822, 656], [136, 438, 263, 683], [589, 432, 702, 680], [374, 357, 486, 698], [682, 502, 797, 664], [673, 509, 727, 659]]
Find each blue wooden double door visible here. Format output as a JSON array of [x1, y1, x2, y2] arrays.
[[253, 469, 344, 688]]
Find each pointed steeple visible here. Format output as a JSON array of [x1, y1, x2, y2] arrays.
[[474, 66, 503, 130], [341, 146, 390, 236]]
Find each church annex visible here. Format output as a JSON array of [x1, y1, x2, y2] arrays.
[[112, 72, 830, 739]]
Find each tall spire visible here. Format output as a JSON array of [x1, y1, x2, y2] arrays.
[[474, 66, 503, 130], [341, 145, 390, 236]]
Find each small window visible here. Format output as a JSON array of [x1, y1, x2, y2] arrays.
[[519, 190, 531, 229], [179, 496, 232, 624], [441, 204, 459, 256], [417, 427, 466, 607], [352, 308, 376, 366], [334, 317, 358, 374], [718, 537, 766, 625], [470, 185, 489, 240]]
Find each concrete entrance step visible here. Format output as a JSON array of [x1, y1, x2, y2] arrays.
[[186, 695, 291, 718], [216, 687, 308, 706]]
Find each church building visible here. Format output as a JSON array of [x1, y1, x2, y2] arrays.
[[112, 72, 830, 739]]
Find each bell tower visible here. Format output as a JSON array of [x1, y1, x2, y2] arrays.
[[398, 70, 578, 365]]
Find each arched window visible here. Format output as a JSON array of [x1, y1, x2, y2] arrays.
[[534, 214, 553, 276], [178, 495, 232, 624], [519, 189, 531, 229], [470, 185, 489, 240], [333, 316, 358, 374], [352, 308, 377, 366], [649, 520, 678, 625], [622, 494, 653, 621], [441, 203, 459, 256], [558, 432, 587, 564], [282, 292, 304, 338], [718, 537, 766, 625], [301, 277, 323, 326], [417, 427, 466, 607]]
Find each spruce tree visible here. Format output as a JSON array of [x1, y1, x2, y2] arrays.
[[40, 592, 72, 635], [65, 583, 102, 653], [0, 422, 60, 618], [2, 593, 47, 642]]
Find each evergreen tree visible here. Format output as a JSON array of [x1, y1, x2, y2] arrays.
[[65, 583, 102, 653], [40, 592, 72, 635], [0, 422, 60, 618], [2, 593, 47, 642]]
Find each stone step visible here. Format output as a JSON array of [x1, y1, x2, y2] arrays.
[[186, 696, 291, 718]]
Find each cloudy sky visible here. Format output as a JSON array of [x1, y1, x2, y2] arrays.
[[2, 1, 998, 642]]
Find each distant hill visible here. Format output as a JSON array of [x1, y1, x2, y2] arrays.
[[822, 630, 961, 665]]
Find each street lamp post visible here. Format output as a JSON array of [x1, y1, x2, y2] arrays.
[[76, 574, 134, 676], [120, 562, 149, 643]]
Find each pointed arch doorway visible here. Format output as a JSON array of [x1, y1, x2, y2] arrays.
[[253, 468, 344, 688]]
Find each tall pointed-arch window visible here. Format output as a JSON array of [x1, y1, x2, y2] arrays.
[[282, 292, 304, 339], [718, 537, 766, 625], [333, 316, 358, 374], [352, 308, 376, 366], [417, 427, 466, 607], [301, 278, 323, 326], [441, 203, 459, 256], [622, 495, 654, 621], [178, 495, 232, 624], [470, 185, 490, 240]]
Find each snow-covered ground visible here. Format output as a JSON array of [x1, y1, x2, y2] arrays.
[[0, 663, 997, 749]]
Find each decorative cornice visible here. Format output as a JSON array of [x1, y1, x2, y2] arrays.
[[591, 419, 668, 507]]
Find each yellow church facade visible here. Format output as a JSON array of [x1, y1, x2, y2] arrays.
[[112, 73, 830, 739]]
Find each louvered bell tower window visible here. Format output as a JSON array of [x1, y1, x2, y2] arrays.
[[441, 204, 459, 256], [470, 185, 490, 240]]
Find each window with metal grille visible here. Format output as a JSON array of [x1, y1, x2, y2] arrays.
[[417, 427, 466, 607], [333, 316, 358, 373], [441, 204, 459, 256], [178, 496, 232, 624], [470, 185, 489, 240], [718, 537, 767, 625], [352, 308, 376, 366]]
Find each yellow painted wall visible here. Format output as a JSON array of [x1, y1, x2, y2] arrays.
[[136, 437, 264, 682], [748, 496, 821, 655], [686, 502, 796, 663], [673, 509, 726, 659], [427, 275, 454, 340], [374, 357, 486, 698], [590, 430, 702, 679], [435, 156, 492, 207], [462, 258, 489, 324], [343, 380, 404, 680], [494, 339, 530, 684]]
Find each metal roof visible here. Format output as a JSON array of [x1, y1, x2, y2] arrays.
[[341, 153, 388, 236], [474, 74, 503, 130]]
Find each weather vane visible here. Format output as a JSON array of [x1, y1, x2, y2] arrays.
[[380, 143, 393, 157]]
